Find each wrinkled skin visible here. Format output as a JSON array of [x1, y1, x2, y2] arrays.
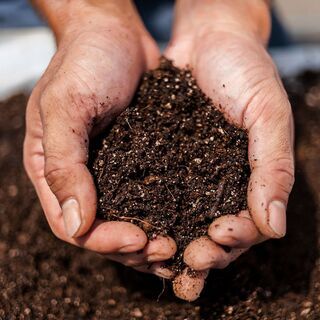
[[164, 0, 294, 300], [24, 4, 177, 274], [25, 0, 294, 301]]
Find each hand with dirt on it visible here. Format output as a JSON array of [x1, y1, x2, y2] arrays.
[[157, 0, 294, 301], [24, 0, 177, 277]]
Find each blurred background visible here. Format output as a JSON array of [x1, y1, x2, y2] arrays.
[[0, 0, 320, 100]]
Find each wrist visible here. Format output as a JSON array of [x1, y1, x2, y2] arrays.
[[32, 0, 138, 42], [175, 0, 271, 45]]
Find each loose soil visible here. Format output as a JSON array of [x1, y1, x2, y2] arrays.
[[0, 70, 320, 319], [89, 58, 250, 274]]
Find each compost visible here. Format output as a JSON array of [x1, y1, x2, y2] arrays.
[[89, 58, 250, 274]]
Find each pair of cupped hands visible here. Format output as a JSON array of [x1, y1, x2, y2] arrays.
[[24, 0, 294, 301]]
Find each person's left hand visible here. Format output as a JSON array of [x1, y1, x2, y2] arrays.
[[156, 0, 294, 301]]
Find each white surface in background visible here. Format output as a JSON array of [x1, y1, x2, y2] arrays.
[[1, 28, 320, 101], [275, 0, 320, 41], [0, 28, 55, 100], [271, 45, 320, 77]]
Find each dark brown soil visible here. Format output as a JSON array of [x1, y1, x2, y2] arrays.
[[89, 58, 250, 273], [0, 70, 320, 319]]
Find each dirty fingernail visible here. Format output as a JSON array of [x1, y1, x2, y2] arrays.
[[62, 198, 82, 238], [268, 200, 286, 238]]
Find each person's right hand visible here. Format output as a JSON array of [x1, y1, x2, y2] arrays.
[[24, 0, 176, 277]]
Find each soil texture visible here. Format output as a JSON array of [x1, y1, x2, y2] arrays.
[[90, 58, 250, 273]]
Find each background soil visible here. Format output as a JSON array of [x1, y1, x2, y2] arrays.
[[0, 71, 320, 319]]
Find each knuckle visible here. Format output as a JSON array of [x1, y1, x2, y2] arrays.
[[270, 157, 295, 193], [23, 137, 45, 184], [260, 96, 292, 126], [44, 159, 71, 196], [40, 81, 96, 123]]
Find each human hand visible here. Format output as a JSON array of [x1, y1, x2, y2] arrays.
[[24, 0, 176, 275], [164, 0, 294, 300]]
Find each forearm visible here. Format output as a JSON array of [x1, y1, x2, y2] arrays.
[[174, 0, 271, 45], [30, 0, 135, 41]]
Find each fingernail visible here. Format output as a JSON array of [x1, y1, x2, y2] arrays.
[[268, 200, 286, 237], [62, 198, 82, 238]]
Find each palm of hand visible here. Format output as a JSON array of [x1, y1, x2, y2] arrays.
[[24, 24, 180, 271], [164, 31, 294, 300]]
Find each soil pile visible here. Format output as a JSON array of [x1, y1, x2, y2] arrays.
[[90, 58, 250, 273]]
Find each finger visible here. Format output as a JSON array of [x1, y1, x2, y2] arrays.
[[39, 84, 98, 238], [24, 80, 148, 254], [37, 180, 148, 253], [133, 262, 174, 279], [41, 178, 148, 253], [184, 236, 247, 271], [247, 89, 294, 239], [24, 146, 148, 253], [173, 268, 209, 301], [106, 235, 177, 267], [208, 211, 261, 248], [144, 235, 177, 262]]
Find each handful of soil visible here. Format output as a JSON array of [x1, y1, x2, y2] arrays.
[[89, 58, 250, 274]]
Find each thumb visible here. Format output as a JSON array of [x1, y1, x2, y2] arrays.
[[247, 89, 294, 239], [40, 87, 97, 238]]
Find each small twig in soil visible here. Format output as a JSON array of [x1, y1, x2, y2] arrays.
[[108, 213, 160, 230], [157, 278, 166, 302], [209, 179, 226, 217], [125, 118, 132, 129], [164, 183, 176, 202]]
